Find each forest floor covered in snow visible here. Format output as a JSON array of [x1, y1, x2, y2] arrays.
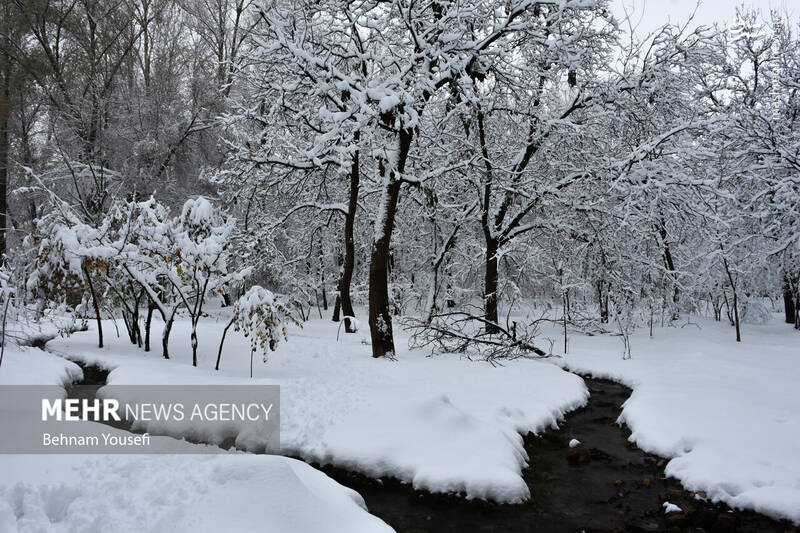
[[42, 312, 588, 503], [1, 307, 798, 530]]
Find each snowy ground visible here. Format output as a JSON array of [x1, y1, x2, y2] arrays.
[[550, 314, 800, 524], [42, 310, 587, 503], [0, 345, 393, 533], [3, 305, 798, 528]]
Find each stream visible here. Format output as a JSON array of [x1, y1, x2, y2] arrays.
[[60, 357, 797, 533]]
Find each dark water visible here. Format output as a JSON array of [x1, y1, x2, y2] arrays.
[[64, 360, 798, 533]]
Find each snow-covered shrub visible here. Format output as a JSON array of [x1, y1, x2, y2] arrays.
[[25, 190, 250, 359], [171, 197, 251, 365], [1, 266, 14, 367], [27, 205, 112, 302], [740, 298, 773, 325], [26, 203, 118, 345], [235, 286, 300, 353], [216, 286, 300, 375]]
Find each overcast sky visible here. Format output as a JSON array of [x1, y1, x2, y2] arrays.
[[612, 0, 796, 36]]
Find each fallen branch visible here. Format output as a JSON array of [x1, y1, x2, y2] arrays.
[[402, 311, 554, 361]]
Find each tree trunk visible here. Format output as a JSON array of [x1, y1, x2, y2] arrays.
[[722, 290, 734, 326], [215, 317, 234, 371], [710, 293, 722, 321], [722, 256, 741, 342], [783, 281, 796, 325], [732, 287, 741, 342], [332, 293, 341, 322], [123, 311, 137, 344], [795, 293, 800, 330], [659, 220, 680, 317], [476, 107, 500, 335], [338, 145, 360, 333], [597, 279, 609, 323], [368, 127, 411, 357], [191, 320, 198, 366], [562, 290, 568, 354], [161, 307, 178, 359], [144, 301, 154, 352], [0, 294, 10, 369], [315, 291, 323, 319], [484, 236, 499, 333], [122, 288, 142, 346], [222, 292, 233, 307], [423, 190, 464, 323], [425, 269, 438, 322], [368, 179, 401, 357], [134, 289, 143, 347], [0, 42, 9, 261], [83, 266, 103, 348]]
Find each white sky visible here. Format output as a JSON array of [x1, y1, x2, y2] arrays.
[[612, 0, 797, 36]]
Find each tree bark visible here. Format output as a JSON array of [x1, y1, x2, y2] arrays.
[[144, 301, 154, 352], [191, 322, 198, 366], [83, 266, 103, 348], [722, 289, 734, 326], [424, 271, 438, 321], [368, 128, 412, 357], [368, 179, 402, 357], [338, 144, 360, 333], [125, 288, 142, 347], [122, 311, 137, 344], [0, 40, 10, 261], [190, 315, 200, 366], [161, 306, 178, 359], [476, 108, 501, 334], [732, 287, 741, 342], [795, 293, 800, 330], [332, 293, 341, 322], [659, 220, 680, 316], [783, 279, 796, 325], [597, 279, 609, 323], [722, 256, 741, 342], [215, 317, 234, 371], [709, 293, 722, 321], [484, 236, 499, 333]]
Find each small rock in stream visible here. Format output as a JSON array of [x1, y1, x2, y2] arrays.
[[567, 443, 591, 463]]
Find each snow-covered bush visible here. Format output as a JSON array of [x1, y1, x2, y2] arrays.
[[740, 298, 773, 325], [25, 189, 250, 362], [26, 201, 118, 346], [0, 266, 15, 368], [216, 286, 300, 375], [170, 197, 251, 365]]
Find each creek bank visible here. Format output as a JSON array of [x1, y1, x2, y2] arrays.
[[59, 356, 798, 532], [311, 377, 798, 533]]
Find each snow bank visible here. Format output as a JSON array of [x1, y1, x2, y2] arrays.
[[0, 342, 82, 387], [0, 341, 392, 533], [0, 454, 392, 533], [553, 316, 800, 524], [320, 393, 529, 502], [47, 313, 588, 503]]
